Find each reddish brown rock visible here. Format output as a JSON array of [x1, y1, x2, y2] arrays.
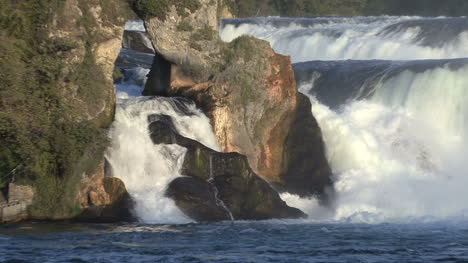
[[142, 1, 333, 199], [77, 161, 134, 222]]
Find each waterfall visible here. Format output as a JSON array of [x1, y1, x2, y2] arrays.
[[221, 17, 468, 62], [108, 41, 220, 223], [221, 16, 468, 223]]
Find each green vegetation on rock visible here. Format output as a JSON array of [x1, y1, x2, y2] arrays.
[[0, 0, 128, 218], [188, 24, 216, 51], [217, 36, 268, 103], [128, 0, 201, 20], [176, 20, 194, 31]]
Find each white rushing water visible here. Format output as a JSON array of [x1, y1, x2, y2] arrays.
[[221, 16, 468, 223], [124, 20, 145, 32], [221, 16, 468, 62], [107, 65, 219, 224]]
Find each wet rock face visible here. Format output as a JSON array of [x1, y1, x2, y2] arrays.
[[166, 177, 231, 222], [149, 114, 306, 221], [277, 93, 334, 199]]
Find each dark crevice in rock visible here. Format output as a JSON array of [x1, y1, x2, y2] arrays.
[[276, 93, 334, 202], [143, 52, 172, 96]]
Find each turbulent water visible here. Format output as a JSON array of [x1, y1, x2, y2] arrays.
[[4, 221, 468, 262], [221, 16, 468, 62], [108, 64, 220, 224], [3, 16, 468, 262], [221, 16, 468, 224]]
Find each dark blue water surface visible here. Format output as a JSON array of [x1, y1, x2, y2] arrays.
[[2, 221, 468, 263]]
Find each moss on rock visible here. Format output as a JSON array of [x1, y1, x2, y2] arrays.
[[0, 0, 130, 220]]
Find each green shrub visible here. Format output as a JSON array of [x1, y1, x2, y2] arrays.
[[190, 24, 215, 44], [176, 20, 193, 31]]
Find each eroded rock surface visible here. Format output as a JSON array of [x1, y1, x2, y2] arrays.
[[141, 0, 333, 199]]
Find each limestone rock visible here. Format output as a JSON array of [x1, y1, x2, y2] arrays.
[[144, 0, 220, 73], [140, 1, 332, 196], [50, 0, 129, 124], [140, 0, 334, 200]]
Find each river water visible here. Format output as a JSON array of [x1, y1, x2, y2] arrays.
[[2, 16, 468, 262], [3, 221, 468, 262]]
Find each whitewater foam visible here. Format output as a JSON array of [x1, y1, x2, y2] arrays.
[[221, 16, 468, 62], [110, 16, 468, 224], [221, 16, 468, 223], [125, 20, 145, 32], [107, 97, 220, 224], [108, 58, 219, 223], [285, 62, 468, 223]]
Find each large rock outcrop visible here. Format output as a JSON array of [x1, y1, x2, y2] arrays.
[[139, 0, 332, 198], [0, 0, 134, 222], [149, 113, 306, 221]]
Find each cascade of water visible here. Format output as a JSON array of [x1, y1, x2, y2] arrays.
[[223, 16, 468, 223], [221, 16, 468, 62]]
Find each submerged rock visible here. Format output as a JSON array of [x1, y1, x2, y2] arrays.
[[149, 114, 306, 221]]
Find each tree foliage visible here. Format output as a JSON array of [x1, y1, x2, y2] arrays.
[[0, 0, 123, 216]]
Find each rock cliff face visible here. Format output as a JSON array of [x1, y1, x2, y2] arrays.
[[277, 93, 334, 199], [0, 0, 133, 222], [140, 0, 332, 198]]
